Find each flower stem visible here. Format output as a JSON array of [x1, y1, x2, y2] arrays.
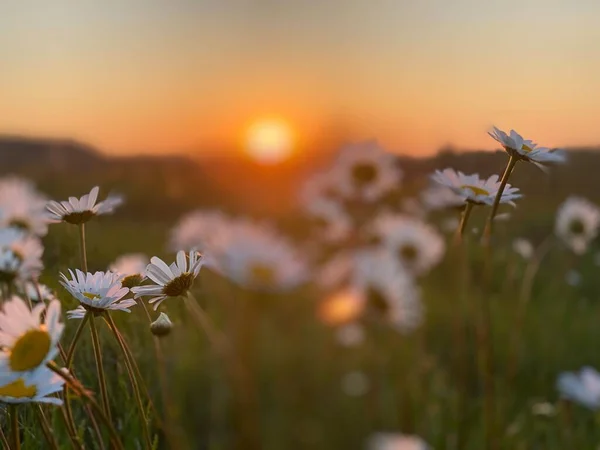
[[46, 362, 124, 450], [36, 406, 59, 450], [0, 418, 9, 450], [184, 292, 228, 355], [89, 314, 111, 422], [483, 155, 518, 243], [454, 203, 474, 245], [104, 313, 153, 450], [10, 405, 19, 450], [78, 223, 88, 272], [66, 312, 90, 368]]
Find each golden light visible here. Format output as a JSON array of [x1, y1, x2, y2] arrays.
[[245, 118, 294, 164], [317, 289, 364, 326]]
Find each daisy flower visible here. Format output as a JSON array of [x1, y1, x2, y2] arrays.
[[371, 214, 445, 276], [0, 366, 65, 405], [431, 169, 522, 207], [0, 176, 49, 236], [169, 210, 229, 252], [555, 197, 600, 255], [489, 126, 566, 166], [331, 141, 402, 202], [0, 228, 44, 284], [0, 296, 63, 383], [109, 253, 149, 288], [20, 282, 57, 303], [300, 172, 352, 243], [367, 433, 430, 450], [132, 251, 204, 309], [46, 186, 123, 225], [513, 238, 534, 260], [60, 270, 135, 319], [206, 221, 309, 292], [557, 366, 600, 409]]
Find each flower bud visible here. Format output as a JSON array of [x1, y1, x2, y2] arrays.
[[150, 312, 173, 337]]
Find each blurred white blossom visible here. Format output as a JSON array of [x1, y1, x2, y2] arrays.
[[555, 197, 600, 255]]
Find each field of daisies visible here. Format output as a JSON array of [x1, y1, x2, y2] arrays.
[[1, 126, 600, 449]]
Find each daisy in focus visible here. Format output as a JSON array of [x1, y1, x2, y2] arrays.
[[109, 253, 149, 288], [0, 228, 44, 284], [330, 141, 402, 202], [555, 197, 600, 255], [371, 214, 445, 276], [367, 433, 430, 450], [132, 250, 204, 309], [557, 366, 600, 410], [0, 296, 63, 383], [0, 366, 65, 405], [0, 176, 49, 236], [432, 169, 522, 207], [488, 126, 566, 167], [46, 186, 123, 225], [204, 220, 309, 292], [60, 270, 135, 319]]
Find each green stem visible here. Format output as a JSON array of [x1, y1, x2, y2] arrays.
[[66, 312, 90, 368], [454, 203, 474, 245], [184, 293, 228, 355], [78, 223, 88, 272], [104, 313, 152, 450], [58, 402, 84, 450], [10, 405, 19, 450], [484, 155, 518, 242], [37, 406, 59, 450], [89, 315, 111, 422], [46, 362, 124, 450], [0, 414, 9, 450]]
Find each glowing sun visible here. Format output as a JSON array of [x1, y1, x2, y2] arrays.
[[245, 119, 294, 164]]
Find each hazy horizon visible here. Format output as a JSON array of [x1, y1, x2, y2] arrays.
[[3, 0, 600, 157]]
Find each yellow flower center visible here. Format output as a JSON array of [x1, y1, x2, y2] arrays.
[[461, 185, 489, 196], [83, 292, 100, 301], [9, 329, 51, 372], [521, 143, 533, 153], [249, 262, 276, 286], [0, 378, 37, 398]]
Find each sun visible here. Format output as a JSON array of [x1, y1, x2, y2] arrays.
[[245, 119, 294, 164]]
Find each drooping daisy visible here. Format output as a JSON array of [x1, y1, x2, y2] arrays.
[[0, 176, 49, 236], [431, 169, 522, 207], [371, 214, 445, 276], [330, 141, 402, 202], [513, 238, 534, 260], [354, 250, 423, 333], [132, 251, 204, 309], [421, 185, 465, 211], [205, 221, 309, 292], [109, 253, 149, 288], [300, 173, 353, 243], [488, 126, 566, 166], [46, 186, 123, 225], [555, 197, 600, 255], [0, 228, 44, 284], [169, 210, 229, 252], [0, 366, 65, 405], [60, 270, 135, 319], [557, 366, 600, 409], [367, 433, 430, 450], [20, 282, 57, 303], [0, 296, 63, 383]]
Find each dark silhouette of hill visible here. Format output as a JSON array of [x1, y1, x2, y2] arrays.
[[1, 135, 599, 224]]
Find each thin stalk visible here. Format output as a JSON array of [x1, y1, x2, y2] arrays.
[[66, 312, 90, 368], [483, 155, 518, 243], [10, 404, 19, 450], [46, 362, 124, 450], [89, 315, 111, 421], [78, 223, 88, 272], [184, 293, 228, 356], [507, 237, 553, 381], [59, 403, 84, 450], [454, 203, 475, 245], [0, 418, 9, 450], [36, 406, 59, 450], [84, 403, 106, 450], [104, 313, 152, 450]]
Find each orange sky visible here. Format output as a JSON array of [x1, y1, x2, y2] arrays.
[[2, 1, 600, 156]]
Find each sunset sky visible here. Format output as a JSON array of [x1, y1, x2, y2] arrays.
[[2, 0, 600, 156]]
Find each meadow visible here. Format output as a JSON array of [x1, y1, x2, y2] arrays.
[[2, 133, 600, 449]]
